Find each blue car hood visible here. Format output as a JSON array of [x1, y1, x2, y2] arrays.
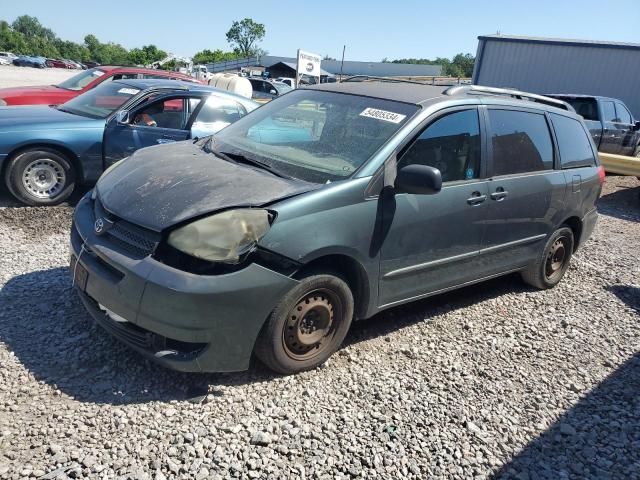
[[0, 105, 100, 132], [96, 141, 320, 232]]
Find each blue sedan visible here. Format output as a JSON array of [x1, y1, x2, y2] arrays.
[[0, 79, 258, 205]]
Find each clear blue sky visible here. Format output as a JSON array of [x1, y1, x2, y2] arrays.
[[3, 0, 639, 61]]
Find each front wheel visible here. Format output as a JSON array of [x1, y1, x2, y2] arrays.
[[521, 227, 574, 289], [255, 274, 354, 374], [5, 149, 76, 206]]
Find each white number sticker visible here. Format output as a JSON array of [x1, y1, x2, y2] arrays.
[[359, 108, 406, 124], [117, 88, 140, 95]]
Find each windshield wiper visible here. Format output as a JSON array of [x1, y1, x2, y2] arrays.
[[215, 150, 292, 180], [55, 106, 75, 114]]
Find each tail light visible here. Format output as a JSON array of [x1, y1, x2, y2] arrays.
[[597, 166, 605, 186]]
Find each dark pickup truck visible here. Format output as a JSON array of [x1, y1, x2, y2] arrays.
[[548, 95, 640, 157]]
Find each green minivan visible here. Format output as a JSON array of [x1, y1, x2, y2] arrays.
[[70, 81, 602, 374]]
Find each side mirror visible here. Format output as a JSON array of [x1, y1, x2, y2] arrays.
[[269, 89, 277, 95], [633, 120, 640, 131], [395, 164, 442, 195], [116, 109, 129, 124]]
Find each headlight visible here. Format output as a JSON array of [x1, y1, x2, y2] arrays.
[[167, 209, 271, 263], [0, 99, 6, 106]]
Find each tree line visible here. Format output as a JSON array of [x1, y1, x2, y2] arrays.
[[0, 15, 267, 68], [384, 53, 476, 78], [1, 14, 473, 76], [0, 16, 167, 66]]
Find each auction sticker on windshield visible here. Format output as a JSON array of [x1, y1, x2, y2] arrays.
[[359, 108, 407, 124], [118, 88, 140, 95]]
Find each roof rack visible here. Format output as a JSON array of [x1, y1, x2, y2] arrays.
[[444, 85, 572, 110], [342, 75, 428, 85]]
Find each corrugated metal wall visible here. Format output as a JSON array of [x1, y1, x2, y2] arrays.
[[473, 37, 640, 118]]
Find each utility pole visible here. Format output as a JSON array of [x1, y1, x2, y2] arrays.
[[339, 45, 346, 82]]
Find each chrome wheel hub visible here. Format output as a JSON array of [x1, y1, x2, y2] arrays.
[[22, 159, 66, 199]]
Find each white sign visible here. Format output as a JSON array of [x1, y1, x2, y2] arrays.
[[117, 88, 140, 95], [359, 108, 407, 124], [296, 49, 322, 87]]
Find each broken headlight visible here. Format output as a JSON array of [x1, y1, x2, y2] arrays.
[[167, 209, 271, 264]]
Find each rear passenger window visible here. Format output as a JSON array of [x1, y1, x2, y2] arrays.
[[194, 96, 246, 124], [602, 101, 617, 122], [488, 110, 553, 176], [399, 109, 481, 182], [615, 103, 632, 124], [550, 114, 596, 169]]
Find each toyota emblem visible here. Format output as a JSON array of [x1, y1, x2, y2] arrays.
[[94, 218, 105, 234]]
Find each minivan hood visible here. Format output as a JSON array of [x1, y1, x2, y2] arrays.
[[96, 141, 319, 231]]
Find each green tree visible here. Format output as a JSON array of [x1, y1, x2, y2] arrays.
[[225, 18, 265, 57], [450, 53, 475, 77], [0, 15, 169, 66], [0, 20, 28, 54], [390, 53, 475, 77], [12, 15, 55, 41], [192, 48, 240, 65]]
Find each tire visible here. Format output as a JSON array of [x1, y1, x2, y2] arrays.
[[521, 227, 574, 290], [633, 145, 640, 158], [5, 148, 76, 206], [255, 274, 354, 374]]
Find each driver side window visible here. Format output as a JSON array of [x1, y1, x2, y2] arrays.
[[398, 109, 481, 182], [132, 98, 189, 130]]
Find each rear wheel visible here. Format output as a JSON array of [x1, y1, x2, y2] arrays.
[[521, 227, 574, 289], [255, 274, 354, 374], [5, 149, 76, 206]]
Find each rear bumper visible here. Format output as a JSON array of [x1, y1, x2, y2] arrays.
[[578, 207, 598, 250], [71, 194, 299, 372]]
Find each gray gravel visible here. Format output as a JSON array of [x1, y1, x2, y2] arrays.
[[0, 176, 638, 479], [0, 66, 77, 89]]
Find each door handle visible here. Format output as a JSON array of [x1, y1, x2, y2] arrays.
[[490, 188, 508, 201], [467, 192, 487, 205]]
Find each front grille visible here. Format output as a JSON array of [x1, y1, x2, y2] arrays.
[[94, 198, 160, 258], [80, 291, 207, 358]]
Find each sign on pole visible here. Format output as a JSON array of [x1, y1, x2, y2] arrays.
[[296, 49, 322, 88]]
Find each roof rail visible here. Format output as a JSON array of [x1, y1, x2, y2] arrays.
[[444, 85, 572, 110], [342, 75, 427, 85]]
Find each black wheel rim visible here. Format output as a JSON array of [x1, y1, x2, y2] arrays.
[[545, 237, 569, 282], [282, 288, 342, 361]]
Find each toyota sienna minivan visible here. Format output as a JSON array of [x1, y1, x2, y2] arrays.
[[70, 81, 602, 374]]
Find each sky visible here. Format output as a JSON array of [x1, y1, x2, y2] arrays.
[[3, 0, 640, 61]]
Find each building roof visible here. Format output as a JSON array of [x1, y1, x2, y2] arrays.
[[307, 81, 448, 105], [270, 61, 334, 77], [478, 34, 640, 51]]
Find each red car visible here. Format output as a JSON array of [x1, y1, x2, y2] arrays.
[[46, 58, 73, 69], [0, 66, 203, 106]]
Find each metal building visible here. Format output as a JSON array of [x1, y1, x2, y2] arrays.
[[208, 55, 442, 78], [473, 35, 640, 117]]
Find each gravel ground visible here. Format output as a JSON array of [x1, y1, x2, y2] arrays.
[[0, 176, 638, 479], [0, 66, 77, 89]]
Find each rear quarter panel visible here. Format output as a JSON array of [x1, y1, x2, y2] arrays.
[[0, 122, 106, 182]]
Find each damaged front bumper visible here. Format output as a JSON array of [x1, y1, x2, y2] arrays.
[[70, 194, 299, 372]]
